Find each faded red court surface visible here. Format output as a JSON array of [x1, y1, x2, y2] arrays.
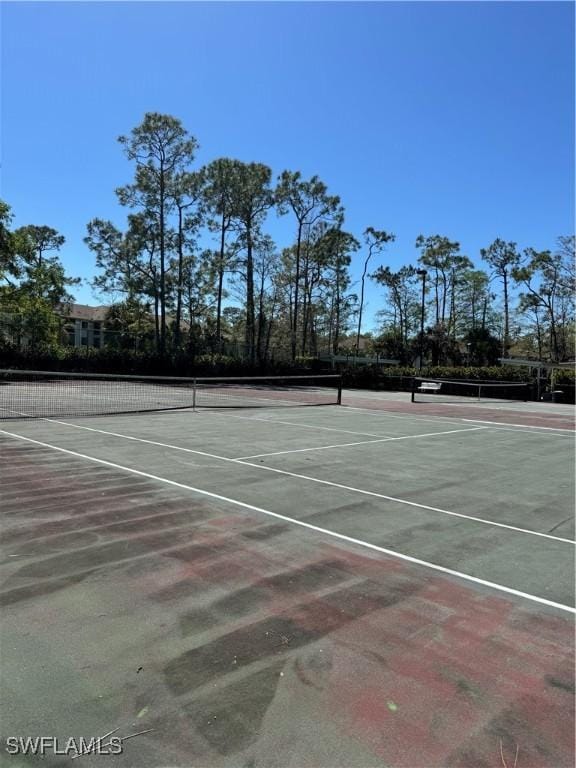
[[1, 434, 574, 767]]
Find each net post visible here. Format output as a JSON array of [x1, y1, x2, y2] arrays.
[[337, 376, 343, 405], [192, 378, 197, 411], [411, 377, 416, 403]]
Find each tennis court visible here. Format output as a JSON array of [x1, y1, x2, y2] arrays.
[[1, 374, 574, 767]]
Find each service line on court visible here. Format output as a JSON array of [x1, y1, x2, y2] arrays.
[[6, 419, 574, 546], [205, 411, 393, 439], [1, 428, 574, 616], [233, 426, 488, 460], [209, 408, 573, 440]]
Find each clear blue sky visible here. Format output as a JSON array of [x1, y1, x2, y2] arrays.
[[2, 1, 574, 332]]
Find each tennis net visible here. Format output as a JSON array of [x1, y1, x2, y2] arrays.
[[411, 376, 532, 404], [0, 369, 343, 419]]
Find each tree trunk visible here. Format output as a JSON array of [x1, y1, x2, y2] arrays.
[[327, 295, 334, 354], [548, 290, 559, 361], [535, 310, 543, 360], [301, 242, 310, 354], [215, 209, 226, 351], [310, 315, 318, 357], [303, 279, 316, 357], [291, 224, 303, 361], [174, 205, 184, 349], [256, 266, 265, 362], [245, 225, 256, 365], [440, 270, 447, 326], [398, 297, 405, 343], [264, 292, 277, 360], [549, 312, 559, 362], [333, 251, 341, 355], [356, 251, 371, 354], [502, 270, 509, 357], [159, 163, 166, 355], [154, 291, 160, 350], [449, 271, 457, 339]]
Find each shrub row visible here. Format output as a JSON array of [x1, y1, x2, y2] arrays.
[[340, 364, 575, 403], [1, 344, 572, 401], [0, 344, 329, 377], [341, 365, 534, 389]]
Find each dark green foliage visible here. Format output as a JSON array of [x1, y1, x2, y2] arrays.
[[340, 363, 535, 391], [0, 203, 80, 349], [554, 368, 575, 384], [462, 327, 502, 366], [0, 342, 332, 377], [275, 171, 342, 360]]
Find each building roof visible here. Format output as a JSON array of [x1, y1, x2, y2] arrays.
[[60, 304, 109, 322], [59, 303, 190, 330]]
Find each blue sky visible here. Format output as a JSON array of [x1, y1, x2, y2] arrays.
[[2, 1, 574, 331]]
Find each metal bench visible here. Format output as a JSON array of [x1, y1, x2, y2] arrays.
[[417, 381, 442, 393]]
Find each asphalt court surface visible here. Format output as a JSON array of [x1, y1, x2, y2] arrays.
[[1, 391, 574, 766]]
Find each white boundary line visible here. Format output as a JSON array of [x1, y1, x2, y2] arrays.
[[1, 429, 574, 616], [461, 418, 575, 433], [3, 420, 573, 546], [234, 426, 488, 460], [342, 402, 575, 430], [344, 389, 572, 414], [341, 404, 473, 426], [211, 408, 573, 440]]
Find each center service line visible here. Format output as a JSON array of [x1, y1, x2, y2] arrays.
[[233, 426, 488, 460]]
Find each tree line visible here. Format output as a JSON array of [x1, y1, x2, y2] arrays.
[[1, 112, 574, 365]]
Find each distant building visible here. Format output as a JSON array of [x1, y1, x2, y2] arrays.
[[60, 304, 109, 348], [59, 303, 188, 349]]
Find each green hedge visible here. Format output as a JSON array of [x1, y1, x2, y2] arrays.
[[554, 369, 575, 384], [340, 364, 575, 403], [1, 343, 573, 401], [342, 365, 533, 389], [0, 344, 330, 377]]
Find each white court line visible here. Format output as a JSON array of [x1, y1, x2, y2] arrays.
[[1, 429, 574, 616], [5, 419, 573, 546], [341, 404, 471, 426], [435, 399, 575, 417], [234, 426, 488, 460], [208, 411, 393, 439], [340, 403, 575, 436], [211, 408, 573, 440], [463, 425, 572, 439], [461, 419, 575, 433]]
